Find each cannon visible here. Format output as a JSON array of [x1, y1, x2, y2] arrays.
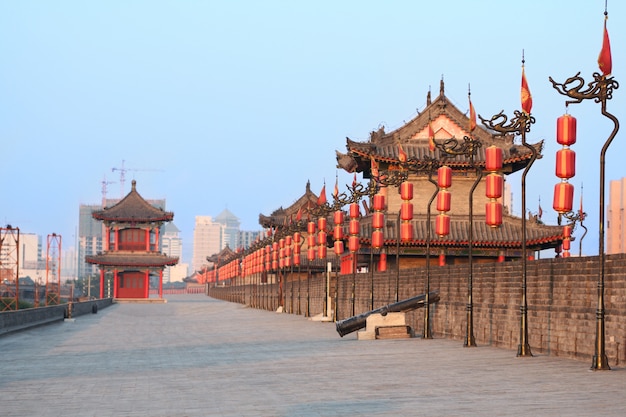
[[335, 291, 440, 337]]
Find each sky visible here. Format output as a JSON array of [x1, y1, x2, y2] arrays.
[[2, 0, 626, 266]]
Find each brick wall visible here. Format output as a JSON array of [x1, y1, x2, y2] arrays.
[[209, 254, 626, 365]]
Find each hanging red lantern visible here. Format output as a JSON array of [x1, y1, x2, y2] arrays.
[[334, 240, 344, 255], [400, 222, 413, 242], [307, 221, 316, 235], [555, 148, 576, 179], [349, 219, 360, 235], [563, 225, 571, 238], [349, 203, 360, 218], [435, 214, 450, 237], [485, 146, 503, 171], [486, 201, 503, 227], [334, 225, 343, 240], [553, 181, 574, 213], [437, 165, 452, 188], [317, 230, 327, 246], [486, 173, 504, 199], [307, 234, 316, 248], [372, 212, 385, 229], [400, 181, 413, 200], [373, 194, 385, 211], [318, 245, 327, 259], [556, 114, 577, 146], [378, 252, 387, 272], [348, 235, 360, 252], [400, 202, 413, 221], [562, 237, 571, 251], [436, 190, 451, 212], [372, 230, 384, 248], [307, 247, 315, 261], [318, 217, 327, 231], [333, 210, 344, 225]]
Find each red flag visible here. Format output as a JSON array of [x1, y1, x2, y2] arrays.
[[578, 190, 585, 221], [538, 204, 543, 219], [469, 98, 476, 132], [333, 176, 339, 199], [521, 66, 532, 114], [296, 207, 302, 221], [317, 184, 327, 205], [370, 157, 379, 177], [398, 143, 407, 162], [598, 17, 612, 76], [428, 121, 436, 151], [352, 173, 357, 188]]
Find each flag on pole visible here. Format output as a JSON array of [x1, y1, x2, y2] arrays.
[[296, 207, 302, 221], [370, 156, 379, 178], [521, 66, 532, 114], [469, 98, 477, 132], [352, 173, 357, 188], [598, 16, 612, 76], [333, 176, 339, 199], [398, 143, 407, 162], [317, 184, 326, 205], [428, 121, 436, 151], [578, 187, 586, 221]]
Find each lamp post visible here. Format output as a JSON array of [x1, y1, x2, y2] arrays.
[[549, 9, 617, 370], [480, 99, 536, 357]]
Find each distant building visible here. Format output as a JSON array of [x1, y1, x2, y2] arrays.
[[86, 180, 178, 299], [78, 197, 166, 280], [161, 223, 184, 283], [607, 177, 626, 254], [192, 216, 222, 273], [215, 208, 241, 250]]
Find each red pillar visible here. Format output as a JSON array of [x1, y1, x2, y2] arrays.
[[113, 270, 119, 298], [159, 270, 163, 299], [145, 229, 150, 251], [105, 228, 111, 251], [144, 271, 150, 298], [100, 269, 105, 298], [114, 227, 119, 251], [155, 227, 160, 251]]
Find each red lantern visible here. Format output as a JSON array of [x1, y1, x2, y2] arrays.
[[435, 214, 450, 237], [400, 202, 413, 221], [373, 194, 385, 211], [378, 252, 387, 272], [562, 251, 571, 258], [334, 225, 344, 240], [372, 212, 385, 229], [334, 240, 344, 255], [307, 234, 316, 248], [348, 235, 360, 252], [294, 253, 300, 266], [486, 201, 503, 227], [438, 253, 446, 266], [485, 146, 503, 172], [333, 211, 344, 225], [563, 225, 571, 237], [436, 190, 451, 212], [318, 245, 327, 259], [318, 217, 327, 231], [307, 248, 315, 261], [400, 181, 413, 200], [372, 230, 384, 249], [349, 219, 360, 235], [437, 166, 452, 188], [562, 237, 571, 251], [553, 182, 574, 213], [317, 231, 327, 246], [293, 232, 301, 246], [486, 173, 504, 199], [555, 148, 576, 179], [349, 203, 360, 218], [557, 114, 577, 146], [307, 221, 316, 234], [400, 222, 413, 242]]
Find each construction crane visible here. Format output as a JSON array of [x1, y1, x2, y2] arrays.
[[101, 175, 116, 207], [112, 160, 163, 198]]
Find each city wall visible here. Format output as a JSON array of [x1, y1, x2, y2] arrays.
[[0, 298, 114, 336], [209, 254, 626, 365]]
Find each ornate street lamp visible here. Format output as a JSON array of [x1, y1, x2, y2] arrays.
[[480, 58, 536, 357], [549, 7, 617, 370]]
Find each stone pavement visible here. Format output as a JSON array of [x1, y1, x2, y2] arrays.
[[1, 294, 625, 417]]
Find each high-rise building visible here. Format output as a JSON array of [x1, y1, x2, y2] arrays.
[[215, 209, 240, 250], [239, 230, 261, 250], [161, 222, 184, 283], [607, 177, 626, 254], [192, 216, 222, 273]]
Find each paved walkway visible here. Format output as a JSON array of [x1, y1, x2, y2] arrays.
[[1, 294, 625, 417]]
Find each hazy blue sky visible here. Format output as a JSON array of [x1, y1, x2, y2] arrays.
[[2, 0, 625, 265]]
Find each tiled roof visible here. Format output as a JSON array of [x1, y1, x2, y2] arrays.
[[353, 214, 564, 250], [259, 181, 319, 228], [92, 180, 173, 223], [85, 251, 179, 267]]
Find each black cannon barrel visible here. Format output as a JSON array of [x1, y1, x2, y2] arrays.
[[335, 291, 440, 337]]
